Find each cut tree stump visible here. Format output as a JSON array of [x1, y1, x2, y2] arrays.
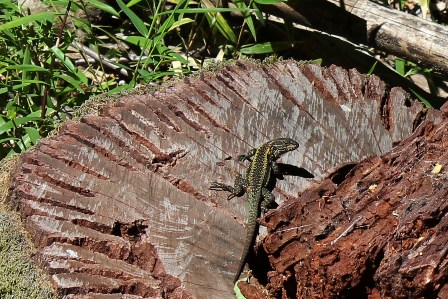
[[5, 60, 436, 298]]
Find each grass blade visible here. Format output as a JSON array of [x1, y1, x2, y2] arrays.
[[24, 127, 40, 145], [86, 0, 119, 16], [51, 46, 88, 84], [0, 115, 42, 135], [0, 12, 55, 31], [116, 0, 148, 36], [240, 41, 293, 54], [157, 7, 253, 15], [168, 18, 194, 32], [202, 0, 237, 43], [254, 0, 285, 4], [6, 65, 48, 72], [232, 0, 256, 41], [395, 58, 405, 76]]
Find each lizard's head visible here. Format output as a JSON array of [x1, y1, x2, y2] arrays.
[[269, 138, 299, 158]]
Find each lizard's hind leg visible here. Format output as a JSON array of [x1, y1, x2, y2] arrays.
[[260, 188, 275, 213], [271, 162, 285, 180]]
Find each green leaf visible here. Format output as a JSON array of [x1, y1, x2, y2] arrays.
[[252, 2, 265, 26], [0, 83, 32, 95], [404, 68, 419, 77], [152, 19, 175, 50], [6, 148, 19, 157], [5, 101, 17, 119], [121, 33, 152, 73], [409, 88, 432, 108], [420, 0, 429, 18], [367, 61, 378, 75], [40, 107, 55, 118], [126, 0, 143, 7], [154, 43, 189, 64], [86, 0, 119, 16], [0, 0, 20, 12], [395, 58, 405, 76], [0, 115, 42, 135], [240, 41, 293, 54], [120, 35, 150, 48], [253, 0, 285, 4], [157, 7, 253, 15], [234, 278, 249, 299], [202, 0, 237, 43], [13, 79, 48, 85], [54, 74, 84, 92], [22, 46, 31, 95], [137, 69, 176, 81], [168, 18, 194, 32], [24, 127, 40, 145], [0, 11, 55, 31], [399, 0, 407, 9], [23, 110, 42, 118], [308, 58, 322, 65], [231, 0, 256, 40], [6, 64, 48, 72], [17, 134, 31, 151], [51, 46, 88, 84], [51, 46, 76, 73], [116, 0, 148, 36]]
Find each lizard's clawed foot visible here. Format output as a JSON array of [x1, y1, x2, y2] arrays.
[[210, 182, 230, 191], [237, 154, 248, 162], [209, 182, 234, 195], [209, 182, 240, 200]]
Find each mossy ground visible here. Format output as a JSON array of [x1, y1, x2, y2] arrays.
[[0, 212, 55, 299], [0, 157, 55, 299]]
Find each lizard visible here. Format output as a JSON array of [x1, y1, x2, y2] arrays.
[[209, 138, 299, 283]]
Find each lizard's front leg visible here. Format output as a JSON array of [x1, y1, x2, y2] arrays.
[[210, 174, 246, 200], [237, 148, 256, 162]]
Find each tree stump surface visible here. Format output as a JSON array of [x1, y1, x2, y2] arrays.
[[5, 60, 433, 298]]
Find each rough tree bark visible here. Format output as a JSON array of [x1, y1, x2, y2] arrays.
[[242, 105, 448, 298], [4, 60, 443, 298], [246, 105, 448, 298]]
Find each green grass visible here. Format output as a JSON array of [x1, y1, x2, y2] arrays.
[[0, 0, 292, 160]]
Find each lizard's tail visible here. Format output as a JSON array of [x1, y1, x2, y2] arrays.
[[233, 210, 259, 283]]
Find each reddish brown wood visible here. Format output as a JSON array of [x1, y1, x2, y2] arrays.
[[6, 61, 430, 297], [256, 105, 448, 298]]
